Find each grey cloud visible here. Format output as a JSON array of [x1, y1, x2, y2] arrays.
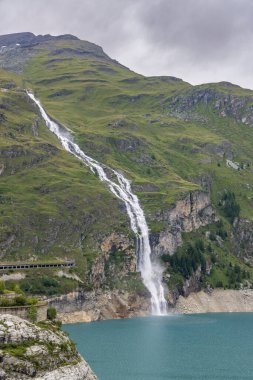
[[0, 0, 253, 88], [137, 0, 253, 60]]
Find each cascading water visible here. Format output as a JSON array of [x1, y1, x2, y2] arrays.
[[27, 91, 167, 315]]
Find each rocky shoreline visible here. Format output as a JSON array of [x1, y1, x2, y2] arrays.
[[0, 314, 98, 379], [48, 289, 150, 324], [175, 289, 253, 314], [53, 289, 253, 324]]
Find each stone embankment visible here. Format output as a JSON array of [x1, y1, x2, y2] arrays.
[[0, 301, 47, 322], [0, 314, 98, 379]]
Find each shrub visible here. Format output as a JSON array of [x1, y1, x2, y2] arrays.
[[210, 253, 216, 264], [195, 239, 204, 252], [217, 228, 227, 239], [42, 278, 58, 288], [14, 295, 27, 306], [216, 281, 224, 288], [215, 220, 227, 239], [225, 264, 249, 288], [13, 284, 23, 294], [28, 305, 37, 323], [26, 298, 38, 305], [0, 281, 5, 294], [168, 241, 207, 279], [54, 320, 62, 329], [220, 190, 240, 223], [47, 307, 57, 321], [209, 232, 216, 241], [0, 297, 12, 307]]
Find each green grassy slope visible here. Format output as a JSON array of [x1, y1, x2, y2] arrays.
[[23, 40, 199, 212], [0, 67, 129, 292], [21, 39, 253, 222]]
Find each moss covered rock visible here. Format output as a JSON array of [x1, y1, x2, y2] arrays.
[[0, 314, 98, 379]]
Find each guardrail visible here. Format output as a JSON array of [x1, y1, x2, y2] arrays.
[[0, 261, 75, 270]]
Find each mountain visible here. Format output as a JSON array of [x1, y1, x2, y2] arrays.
[[1, 33, 253, 315]]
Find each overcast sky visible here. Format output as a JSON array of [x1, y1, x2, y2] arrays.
[[1, 0, 253, 88]]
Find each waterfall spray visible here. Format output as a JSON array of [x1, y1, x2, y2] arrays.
[[27, 91, 167, 315]]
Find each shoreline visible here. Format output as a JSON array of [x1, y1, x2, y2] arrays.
[[175, 288, 253, 314], [57, 289, 253, 324]]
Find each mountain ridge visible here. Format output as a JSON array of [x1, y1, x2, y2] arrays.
[[0, 32, 79, 47]]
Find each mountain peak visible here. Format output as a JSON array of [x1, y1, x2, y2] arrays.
[[0, 32, 79, 47]]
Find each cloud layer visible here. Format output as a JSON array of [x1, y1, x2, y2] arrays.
[[1, 0, 253, 88]]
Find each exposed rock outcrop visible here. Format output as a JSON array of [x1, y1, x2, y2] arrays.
[[48, 289, 149, 323], [0, 314, 98, 379], [233, 217, 253, 261], [165, 85, 253, 127], [150, 191, 217, 256], [90, 232, 136, 288]]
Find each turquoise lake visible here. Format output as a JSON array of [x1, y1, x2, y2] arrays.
[[64, 313, 253, 380]]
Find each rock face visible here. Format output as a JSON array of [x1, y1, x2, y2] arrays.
[[0, 314, 98, 379], [233, 218, 253, 259], [167, 86, 253, 126], [48, 289, 150, 323], [91, 232, 136, 288], [150, 191, 217, 256]]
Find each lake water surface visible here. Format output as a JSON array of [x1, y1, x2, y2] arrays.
[[64, 313, 253, 380]]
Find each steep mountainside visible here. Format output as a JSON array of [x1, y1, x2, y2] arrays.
[[1, 33, 253, 309]]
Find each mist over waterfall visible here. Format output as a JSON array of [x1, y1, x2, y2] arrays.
[[27, 91, 167, 315]]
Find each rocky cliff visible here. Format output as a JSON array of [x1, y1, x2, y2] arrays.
[[167, 85, 253, 126], [233, 218, 253, 260], [0, 314, 98, 379], [150, 190, 217, 256], [48, 289, 149, 323]]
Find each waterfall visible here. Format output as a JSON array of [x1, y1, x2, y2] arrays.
[[27, 91, 167, 315]]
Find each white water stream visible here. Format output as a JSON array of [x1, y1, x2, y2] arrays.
[[27, 91, 167, 315]]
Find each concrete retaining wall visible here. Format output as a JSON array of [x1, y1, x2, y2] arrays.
[[0, 302, 48, 321]]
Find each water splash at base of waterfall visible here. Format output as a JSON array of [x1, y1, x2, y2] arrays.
[[27, 90, 167, 315]]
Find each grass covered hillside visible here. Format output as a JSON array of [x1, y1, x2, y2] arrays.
[[1, 33, 253, 297], [21, 39, 253, 219], [0, 66, 129, 294]]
